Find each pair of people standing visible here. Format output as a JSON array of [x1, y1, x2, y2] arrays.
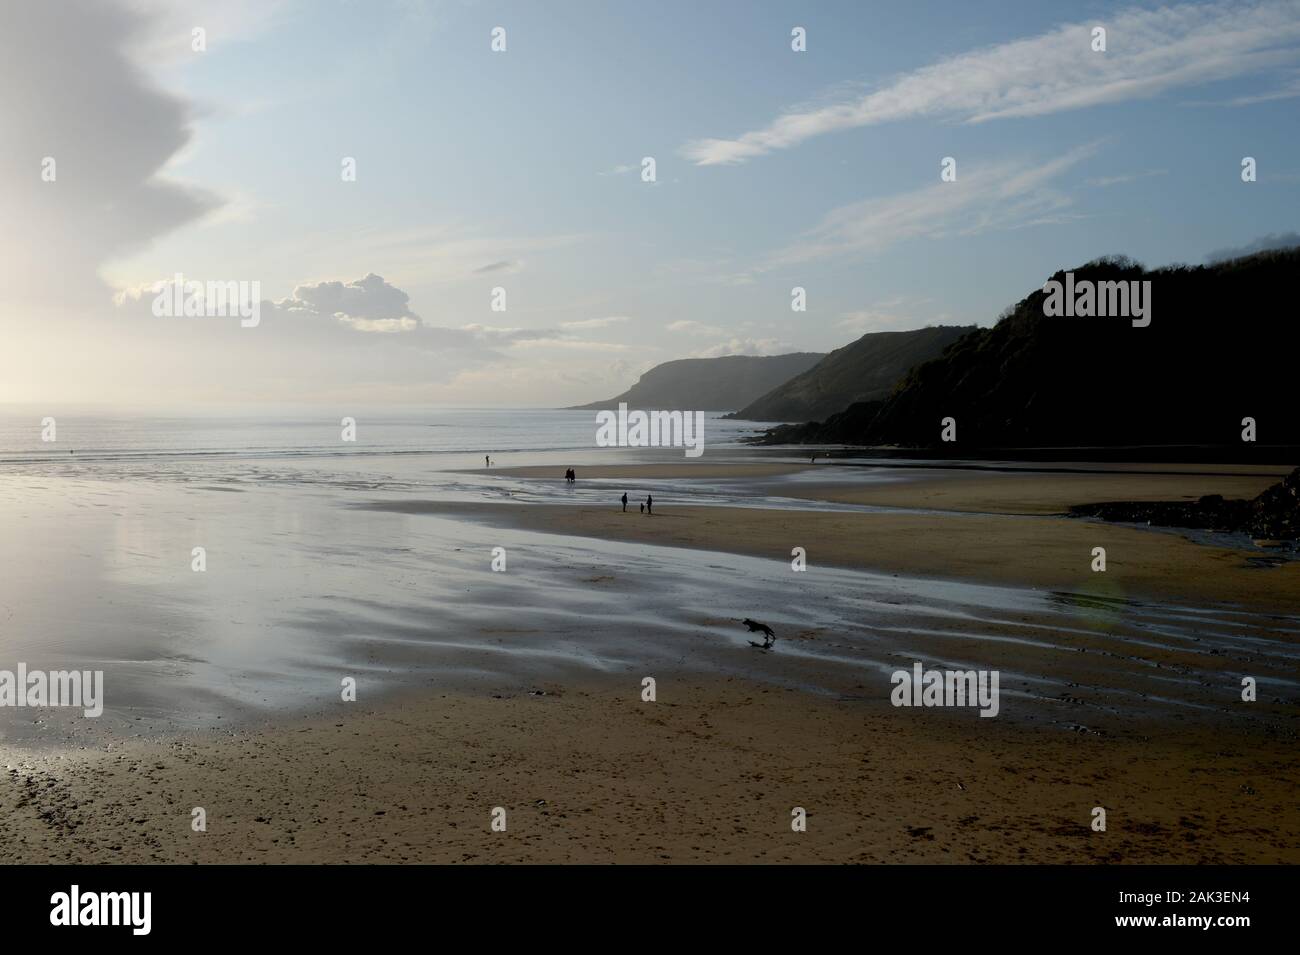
[[564, 468, 576, 484], [621, 493, 652, 515]]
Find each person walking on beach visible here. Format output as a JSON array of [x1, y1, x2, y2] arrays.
[[485, 455, 490, 467], [621, 492, 628, 512], [645, 494, 653, 515]]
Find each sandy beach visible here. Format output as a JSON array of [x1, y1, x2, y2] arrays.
[[3, 456, 1297, 864], [784, 465, 1288, 515], [4, 676, 1295, 864]]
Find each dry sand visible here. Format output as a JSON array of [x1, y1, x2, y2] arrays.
[[4, 678, 1294, 864], [788, 467, 1287, 515]]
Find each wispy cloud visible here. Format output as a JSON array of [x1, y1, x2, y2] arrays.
[[510, 338, 630, 352], [1205, 231, 1300, 262], [560, 316, 631, 330], [837, 296, 935, 334], [1087, 168, 1168, 188], [473, 259, 520, 274], [768, 144, 1099, 266], [1188, 70, 1300, 105], [691, 337, 791, 358], [666, 320, 724, 335], [682, 0, 1300, 165], [264, 225, 584, 288]]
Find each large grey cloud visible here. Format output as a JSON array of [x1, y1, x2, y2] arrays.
[[0, 0, 220, 306]]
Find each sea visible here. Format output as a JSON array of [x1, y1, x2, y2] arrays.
[[0, 409, 770, 465]]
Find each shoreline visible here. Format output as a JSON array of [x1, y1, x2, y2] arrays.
[[356, 499, 1300, 614]]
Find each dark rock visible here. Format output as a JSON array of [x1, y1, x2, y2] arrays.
[[1069, 467, 1300, 542]]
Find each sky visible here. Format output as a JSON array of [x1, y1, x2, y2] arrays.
[[2, 0, 1298, 409]]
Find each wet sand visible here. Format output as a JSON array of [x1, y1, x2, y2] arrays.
[[4, 677, 1295, 864], [361, 500, 1300, 613]]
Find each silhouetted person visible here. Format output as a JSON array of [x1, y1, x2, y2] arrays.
[[639, 502, 644, 514], [485, 455, 490, 467], [621, 492, 628, 512], [571, 468, 577, 483], [646, 494, 653, 515]]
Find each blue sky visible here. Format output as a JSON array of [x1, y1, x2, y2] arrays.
[[3, 0, 1298, 407]]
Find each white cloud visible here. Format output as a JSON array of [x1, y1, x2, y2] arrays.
[[692, 337, 790, 358], [837, 296, 937, 334], [278, 273, 419, 328], [682, 0, 1300, 165], [769, 144, 1099, 266]]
